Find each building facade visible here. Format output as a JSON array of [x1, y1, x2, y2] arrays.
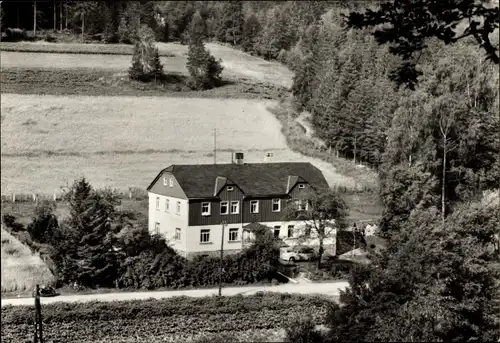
[[147, 159, 330, 259]]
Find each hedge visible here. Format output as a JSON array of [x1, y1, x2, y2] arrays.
[[1, 293, 333, 343]]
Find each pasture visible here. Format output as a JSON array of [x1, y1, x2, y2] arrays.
[[1, 93, 357, 195], [0, 42, 294, 88], [1, 226, 55, 293]]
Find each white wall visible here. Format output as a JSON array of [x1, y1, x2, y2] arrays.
[[186, 220, 304, 254], [148, 192, 189, 253]]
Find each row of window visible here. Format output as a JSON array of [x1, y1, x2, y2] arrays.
[[154, 223, 182, 240], [200, 228, 240, 243], [154, 223, 296, 243], [156, 197, 181, 214], [201, 199, 307, 216], [157, 197, 308, 217]]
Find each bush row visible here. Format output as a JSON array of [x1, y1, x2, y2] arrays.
[[2, 295, 331, 342], [2, 325, 285, 343], [2, 293, 331, 324]]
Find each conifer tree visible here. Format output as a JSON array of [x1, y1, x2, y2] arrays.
[[128, 24, 164, 82], [186, 11, 224, 90]]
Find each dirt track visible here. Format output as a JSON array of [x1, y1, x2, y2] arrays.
[[1, 281, 349, 307]]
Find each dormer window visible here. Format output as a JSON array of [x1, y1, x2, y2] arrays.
[[169, 178, 174, 187], [298, 184, 305, 189], [227, 186, 234, 191]]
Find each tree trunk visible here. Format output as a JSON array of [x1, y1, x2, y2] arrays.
[[317, 238, 324, 269], [60, 1, 62, 32], [65, 1, 68, 29], [33, 0, 37, 37], [441, 138, 447, 227], [53, 0, 56, 31], [353, 134, 357, 164], [81, 12, 85, 42]]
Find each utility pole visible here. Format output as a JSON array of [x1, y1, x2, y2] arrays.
[[218, 221, 226, 297], [213, 128, 216, 164]]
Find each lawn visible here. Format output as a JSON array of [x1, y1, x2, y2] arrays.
[[0, 226, 55, 293], [0, 93, 354, 195]]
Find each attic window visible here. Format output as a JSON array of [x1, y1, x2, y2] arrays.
[[227, 186, 234, 191], [169, 178, 174, 187], [298, 184, 305, 189], [163, 177, 168, 186]]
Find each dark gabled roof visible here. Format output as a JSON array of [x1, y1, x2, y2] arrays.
[[148, 162, 329, 199]]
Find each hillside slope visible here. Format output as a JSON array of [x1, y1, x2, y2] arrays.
[[1, 226, 55, 294]]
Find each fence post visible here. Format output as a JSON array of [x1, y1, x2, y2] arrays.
[[12, 193, 16, 203], [32, 284, 46, 343], [33, 193, 37, 203], [53, 192, 57, 202]]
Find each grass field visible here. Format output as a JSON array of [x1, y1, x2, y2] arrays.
[[0, 41, 175, 56], [1, 93, 356, 195], [1, 226, 55, 293], [0, 42, 294, 88], [1, 68, 286, 100]]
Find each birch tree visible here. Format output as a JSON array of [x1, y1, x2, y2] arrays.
[[283, 189, 349, 269]]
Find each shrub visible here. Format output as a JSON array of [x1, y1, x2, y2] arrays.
[[4, 28, 28, 42], [27, 200, 59, 244], [285, 315, 326, 343], [328, 259, 357, 279], [44, 33, 57, 43], [2, 214, 25, 232]]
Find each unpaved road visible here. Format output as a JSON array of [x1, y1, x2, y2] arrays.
[[1, 281, 349, 307]]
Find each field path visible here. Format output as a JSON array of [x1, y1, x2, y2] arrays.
[[1, 281, 349, 307]]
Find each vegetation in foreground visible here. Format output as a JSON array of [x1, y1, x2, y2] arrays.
[[1, 292, 332, 343], [0, 227, 55, 293], [2, 177, 297, 291]]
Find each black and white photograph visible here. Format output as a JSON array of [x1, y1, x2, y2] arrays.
[[0, 0, 499, 342]]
